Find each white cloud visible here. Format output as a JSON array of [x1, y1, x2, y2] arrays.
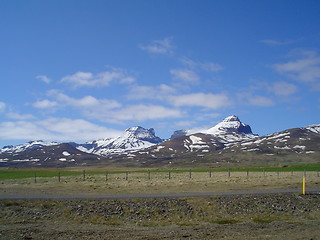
[[181, 58, 224, 72], [170, 69, 199, 84], [169, 93, 231, 109], [85, 104, 183, 123], [33, 99, 58, 109], [0, 102, 6, 112], [268, 81, 298, 96], [33, 91, 120, 110], [127, 84, 176, 100], [261, 39, 294, 46], [273, 50, 320, 83], [140, 37, 173, 54], [6, 112, 35, 120], [60, 69, 135, 88], [0, 118, 122, 142], [36, 75, 51, 84], [238, 93, 274, 107], [48, 90, 121, 109]]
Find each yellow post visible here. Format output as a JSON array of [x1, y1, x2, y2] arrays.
[[302, 176, 306, 195]]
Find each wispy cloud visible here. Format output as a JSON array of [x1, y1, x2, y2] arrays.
[[6, 112, 35, 120], [85, 104, 184, 123], [36, 75, 51, 84], [181, 57, 224, 72], [169, 93, 231, 109], [261, 39, 295, 46], [268, 81, 298, 96], [237, 93, 274, 107], [33, 90, 121, 111], [170, 69, 199, 84], [273, 50, 320, 83], [0, 118, 122, 142], [33, 99, 58, 109], [127, 84, 176, 100], [0, 102, 6, 113], [60, 68, 135, 88], [140, 37, 174, 54]]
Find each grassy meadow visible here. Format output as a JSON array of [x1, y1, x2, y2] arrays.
[[1, 164, 319, 195]]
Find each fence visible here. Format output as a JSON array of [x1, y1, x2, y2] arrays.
[[3, 169, 320, 184]]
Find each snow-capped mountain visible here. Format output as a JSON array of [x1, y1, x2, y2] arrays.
[[171, 115, 257, 143], [225, 123, 320, 155], [76, 126, 163, 156], [0, 140, 59, 154], [0, 117, 319, 168], [132, 116, 257, 160]]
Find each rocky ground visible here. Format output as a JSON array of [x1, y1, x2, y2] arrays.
[[1, 192, 320, 239]]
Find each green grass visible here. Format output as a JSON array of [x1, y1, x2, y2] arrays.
[[0, 163, 319, 181], [0, 169, 81, 180]]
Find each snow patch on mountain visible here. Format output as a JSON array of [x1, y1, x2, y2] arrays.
[[77, 126, 163, 156], [0, 140, 59, 154]]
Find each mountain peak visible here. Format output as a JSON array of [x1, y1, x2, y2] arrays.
[[124, 126, 160, 142], [222, 115, 240, 122], [209, 115, 253, 135]]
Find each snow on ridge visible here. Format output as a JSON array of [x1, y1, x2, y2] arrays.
[[0, 140, 59, 154], [189, 135, 206, 145], [306, 124, 320, 134]]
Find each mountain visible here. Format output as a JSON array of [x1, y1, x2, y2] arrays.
[[0, 143, 108, 167], [0, 117, 319, 168], [119, 123, 320, 168], [75, 126, 163, 156], [126, 116, 257, 164], [171, 115, 256, 141], [0, 140, 59, 154]]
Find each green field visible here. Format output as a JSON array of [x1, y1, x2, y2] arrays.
[[1, 163, 320, 181]]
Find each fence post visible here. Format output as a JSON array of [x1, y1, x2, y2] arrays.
[[125, 172, 128, 181], [148, 171, 151, 180], [106, 171, 108, 181], [209, 171, 212, 178], [83, 170, 86, 181], [168, 171, 171, 180], [189, 169, 192, 179], [246, 169, 249, 177], [302, 176, 306, 195], [34, 172, 37, 183], [58, 171, 61, 182], [228, 169, 230, 177]]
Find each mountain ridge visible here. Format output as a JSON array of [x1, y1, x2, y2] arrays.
[[0, 116, 319, 167]]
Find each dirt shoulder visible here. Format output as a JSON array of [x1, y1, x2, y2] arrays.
[[1, 193, 320, 239]]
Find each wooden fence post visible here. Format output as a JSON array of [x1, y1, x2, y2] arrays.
[[168, 171, 171, 180], [148, 171, 151, 180], [209, 171, 212, 178], [106, 171, 108, 181], [246, 169, 249, 177], [228, 169, 230, 177], [125, 172, 128, 181], [189, 169, 192, 179], [58, 171, 61, 182], [34, 172, 37, 183], [83, 170, 86, 181]]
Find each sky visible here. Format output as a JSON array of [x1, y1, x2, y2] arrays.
[[0, 0, 320, 148]]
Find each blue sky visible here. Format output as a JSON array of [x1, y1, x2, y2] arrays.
[[1, 0, 320, 147]]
